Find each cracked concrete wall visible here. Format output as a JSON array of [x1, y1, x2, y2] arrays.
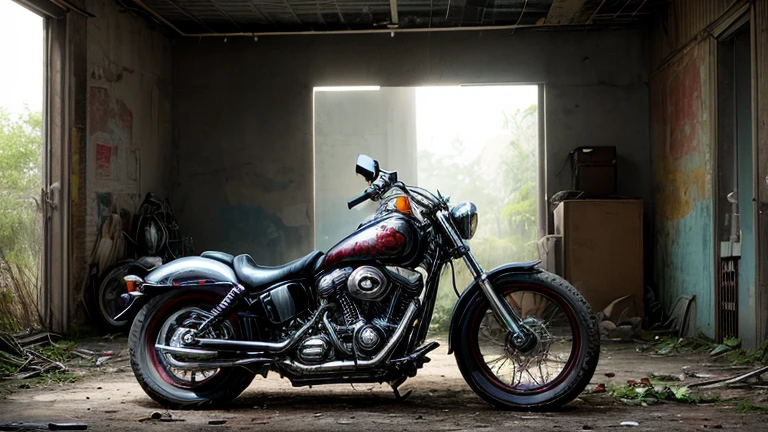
[[172, 29, 650, 265], [77, 0, 172, 317]]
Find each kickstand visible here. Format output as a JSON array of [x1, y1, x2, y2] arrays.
[[389, 377, 413, 402]]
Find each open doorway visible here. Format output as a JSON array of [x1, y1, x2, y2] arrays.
[[0, 1, 45, 331], [715, 22, 754, 346], [313, 85, 541, 332]]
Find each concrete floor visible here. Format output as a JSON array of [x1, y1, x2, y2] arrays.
[[0, 338, 766, 431]]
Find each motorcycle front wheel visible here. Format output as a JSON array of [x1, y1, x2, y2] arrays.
[[129, 289, 254, 409], [453, 271, 599, 410]]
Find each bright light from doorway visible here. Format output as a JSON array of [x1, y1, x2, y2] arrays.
[[314, 86, 381, 92], [0, 1, 44, 114]]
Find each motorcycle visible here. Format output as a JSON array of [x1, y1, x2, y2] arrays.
[[89, 193, 193, 332], [124, 155, 599, 410]]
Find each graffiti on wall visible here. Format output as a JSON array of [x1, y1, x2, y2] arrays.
[[87, 85, 138, 272]]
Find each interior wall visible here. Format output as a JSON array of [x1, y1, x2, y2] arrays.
[[172, 29, 650, 264], [650, 40, 716, 338], [648, 0, 768, 343], [73, 0, 172, 319]]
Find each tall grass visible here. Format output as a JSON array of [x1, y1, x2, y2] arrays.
[[0, 107, 43, 332], [0, 247, 42, 332]]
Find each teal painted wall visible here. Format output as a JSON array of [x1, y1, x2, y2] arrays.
[[651, 41, 716, 338]]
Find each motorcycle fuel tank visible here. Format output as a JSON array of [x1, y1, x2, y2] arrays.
[[324, 214, 421, 268]]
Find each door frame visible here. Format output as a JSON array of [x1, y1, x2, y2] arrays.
[[711, 4, 761, 345]]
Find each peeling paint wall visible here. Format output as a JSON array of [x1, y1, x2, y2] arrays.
[[74, 0, 172, 318], [172, 29, 650, 265], [650, 41, 715, 337], [649, 0, 768, 342]]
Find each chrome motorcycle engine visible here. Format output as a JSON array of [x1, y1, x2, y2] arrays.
[[314, 265, 423, 360], [347, 266, 389, 301]]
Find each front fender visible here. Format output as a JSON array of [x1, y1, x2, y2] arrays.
[[447, 260, 541, 354]]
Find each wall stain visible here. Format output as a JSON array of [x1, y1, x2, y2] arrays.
[[651, 41, 715, 338]]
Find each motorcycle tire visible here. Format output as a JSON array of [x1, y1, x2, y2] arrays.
[[453, 271, 599, 410], [129, 289, 254, 409]]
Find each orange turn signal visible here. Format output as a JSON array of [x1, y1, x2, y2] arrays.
[[124, 275, 143, 293], [395, 196, 412, 215]]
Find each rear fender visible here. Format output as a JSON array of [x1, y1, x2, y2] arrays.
[[144, 256, 239, 287], [447, 260, 541, 354], [116, 257, 238, 320]]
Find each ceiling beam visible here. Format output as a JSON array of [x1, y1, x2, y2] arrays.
[[389, 0, 399, 25], [544, 0, 587, 25]]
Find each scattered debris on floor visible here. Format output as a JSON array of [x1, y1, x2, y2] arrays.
[[606, 377, 694, 406], [0, 331, 115, 381], [137, 411, 182, 423], [0, 422, 87, 430], [597, 295, 643, 341]]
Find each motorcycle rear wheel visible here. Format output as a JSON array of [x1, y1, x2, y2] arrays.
[[453, 271, 599, 410], [129, 289, 254, 409]]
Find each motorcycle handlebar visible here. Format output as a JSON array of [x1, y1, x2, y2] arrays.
[[347, 187, 377, 209]]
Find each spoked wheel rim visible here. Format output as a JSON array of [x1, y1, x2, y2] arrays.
[[148, 302, 232, 388], [469, 284, 581, 394]]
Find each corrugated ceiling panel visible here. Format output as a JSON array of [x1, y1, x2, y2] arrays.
[[129, 0, 657, 33]]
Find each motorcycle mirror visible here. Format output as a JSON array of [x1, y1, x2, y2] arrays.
[[355, 154, 379, 182]]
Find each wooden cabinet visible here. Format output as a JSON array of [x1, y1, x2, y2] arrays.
[[553, 199, 644, 318]]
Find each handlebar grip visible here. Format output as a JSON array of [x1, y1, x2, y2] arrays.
[[347, 188, 374, 209]]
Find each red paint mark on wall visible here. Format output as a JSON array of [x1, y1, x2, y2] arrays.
[[96, 143, 112, 178], [88, 86, 133, 180], [666, 49, 703, 161], [89, 86, 133, 137]]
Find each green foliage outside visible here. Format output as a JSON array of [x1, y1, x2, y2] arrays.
[[0, 106, 43, 331], [423, 105, 539, 333]]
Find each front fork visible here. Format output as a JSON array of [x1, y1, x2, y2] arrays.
[[436, 211, 535, 350]]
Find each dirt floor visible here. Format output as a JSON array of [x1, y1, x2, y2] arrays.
[[1, 336, 767, 431]]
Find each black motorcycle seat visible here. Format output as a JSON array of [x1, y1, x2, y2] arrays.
[[234, 251, 324, 290], [201, 251, 235, 267]]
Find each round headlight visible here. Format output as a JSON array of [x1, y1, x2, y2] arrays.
[[450, 201, 478, 240]]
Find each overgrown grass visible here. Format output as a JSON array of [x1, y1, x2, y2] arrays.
[[36, 370, 80, 385], [40, 340, 77, 363], [653, 336, 768, 365], [0, 249, 42, 333], [0, 107, 43, 333], [735, 401, 768, 414]]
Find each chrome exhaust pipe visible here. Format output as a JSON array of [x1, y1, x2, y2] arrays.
[[279, 299, 419, 375], [195, 302, 330, 353], [155, 345, 219, 359], [163, 354, 271, 369]]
